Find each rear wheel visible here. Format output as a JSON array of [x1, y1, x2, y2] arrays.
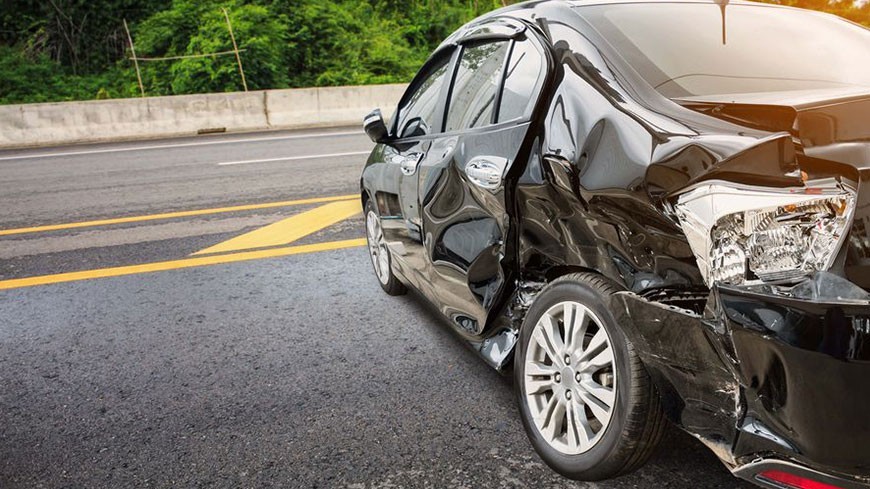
[[515, 273, 664, 480], [364, 200, 406, 296]]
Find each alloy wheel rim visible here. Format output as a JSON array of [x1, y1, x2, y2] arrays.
[[524, 301, 617, 455], [365, 211, 390, 285]]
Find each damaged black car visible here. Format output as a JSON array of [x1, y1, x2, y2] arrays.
[[359, 1, 870, 487]]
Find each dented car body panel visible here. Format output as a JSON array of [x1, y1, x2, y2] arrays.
[[361, 0, 870, 486]]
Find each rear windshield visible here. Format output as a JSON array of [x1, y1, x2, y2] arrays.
[[577, 3, 870, 98]]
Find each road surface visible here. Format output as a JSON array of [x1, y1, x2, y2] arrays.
[[0, 128, 753, 488]]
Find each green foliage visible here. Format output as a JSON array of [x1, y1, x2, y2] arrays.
[[0, 0, 169, 74], [277, 1, 424, 87], [135, 1, 290, 94], [0, 0, 867, 105], [0, 46, 138, 104], [129, 0, 514, 95]]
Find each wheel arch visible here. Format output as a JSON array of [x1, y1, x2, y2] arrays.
[[543, 266, 616, 286]]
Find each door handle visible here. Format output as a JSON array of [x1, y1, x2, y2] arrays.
[[465, 157, 507, 190], [400, 153, 424, 176]]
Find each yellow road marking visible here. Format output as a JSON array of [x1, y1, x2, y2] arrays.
[[193, 200, 362, 256], [0, 239, 367, 291], [0, 195, 358, 237]]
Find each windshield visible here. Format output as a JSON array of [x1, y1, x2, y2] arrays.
[[577, 3, 870, 98]]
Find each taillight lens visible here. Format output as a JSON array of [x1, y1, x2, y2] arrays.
[[675, 181, 856, 287], [757, 470, 844, 489]]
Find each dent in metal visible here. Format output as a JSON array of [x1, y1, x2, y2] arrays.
[[475, 328, 518, 370]]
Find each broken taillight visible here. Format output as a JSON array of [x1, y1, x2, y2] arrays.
[[757, 470, 844, 489], [674, 181, 856, 287]]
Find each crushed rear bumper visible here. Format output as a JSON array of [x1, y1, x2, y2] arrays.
[[615, 276, 870, 488], [718, 283, 870, 487]]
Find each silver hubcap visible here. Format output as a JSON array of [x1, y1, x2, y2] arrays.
[[524, 301, 617, 455], [366, 211, 390, 285]]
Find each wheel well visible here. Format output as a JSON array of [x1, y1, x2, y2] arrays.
[[543, 265, 603, 284], [509, 266, 606, 332], [509, 266, 613, 329]]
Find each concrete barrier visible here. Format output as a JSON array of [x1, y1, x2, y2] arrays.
[[0, 84, 408, 149]]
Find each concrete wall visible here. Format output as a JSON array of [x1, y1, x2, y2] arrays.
[[0, 84, 408, 149]]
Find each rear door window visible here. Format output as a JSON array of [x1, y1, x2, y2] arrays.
[[446, 41, 510, 132], [498, 38, 545, 122]]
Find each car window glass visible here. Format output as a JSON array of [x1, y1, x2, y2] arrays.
[[446, 41, 510, 132], [499, 39, 544, 122], [397, 56, 451, 138]]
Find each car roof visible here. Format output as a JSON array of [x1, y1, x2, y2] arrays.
[[451, 0, 789, 41], [566, 0, 774, 8], [439, 0, 798, 55]]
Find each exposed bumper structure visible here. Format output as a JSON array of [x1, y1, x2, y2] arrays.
[[616, 277, 870, 488], [720, 284, 870, 483]]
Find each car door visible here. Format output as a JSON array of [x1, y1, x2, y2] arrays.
[[377, 48, 458, 286], [413, 29, 549, 337]]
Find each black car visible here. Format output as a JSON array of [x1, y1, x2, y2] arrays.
[[359, 1, 870, 487]]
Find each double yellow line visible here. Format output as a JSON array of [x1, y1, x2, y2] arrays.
[[0, 195, 366, 291], [0, 194, 359, 237]]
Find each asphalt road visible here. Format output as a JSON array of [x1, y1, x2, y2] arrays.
[[0, 128, 754, 488]]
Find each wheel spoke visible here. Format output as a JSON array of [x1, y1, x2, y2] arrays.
[[565, 402, 580, 450], [564, 303, 588, 355], [366, 214, 376, 236], [580, 380, 615, 408], [578, 381, 614, 425], [581, 346, 613, 374], [577, 328, 607, 363], [566, 401, 593, 451], [526, 377, 553, 396], [525, 361, 558, 395], [538, 394, 567, 442], [565, 404, 580, 450], [526, 361, 558, 377], [533, 316, 564, 366], [542, 314, 565, 354]]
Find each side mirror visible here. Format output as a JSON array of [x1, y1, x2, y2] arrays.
[[364, 109, 389, 143]]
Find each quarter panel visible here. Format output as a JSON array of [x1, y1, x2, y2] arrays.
[[518, 35, 704, 292]]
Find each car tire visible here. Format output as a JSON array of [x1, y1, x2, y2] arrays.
[[364, 200, 407, 296], [515, 273, 665, 481]]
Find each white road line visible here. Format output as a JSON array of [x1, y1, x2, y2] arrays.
[[0, 130, 363, 162], [217, 151, 371, 166]]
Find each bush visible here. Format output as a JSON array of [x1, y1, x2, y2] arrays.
[[0, 46, 138, 104]]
